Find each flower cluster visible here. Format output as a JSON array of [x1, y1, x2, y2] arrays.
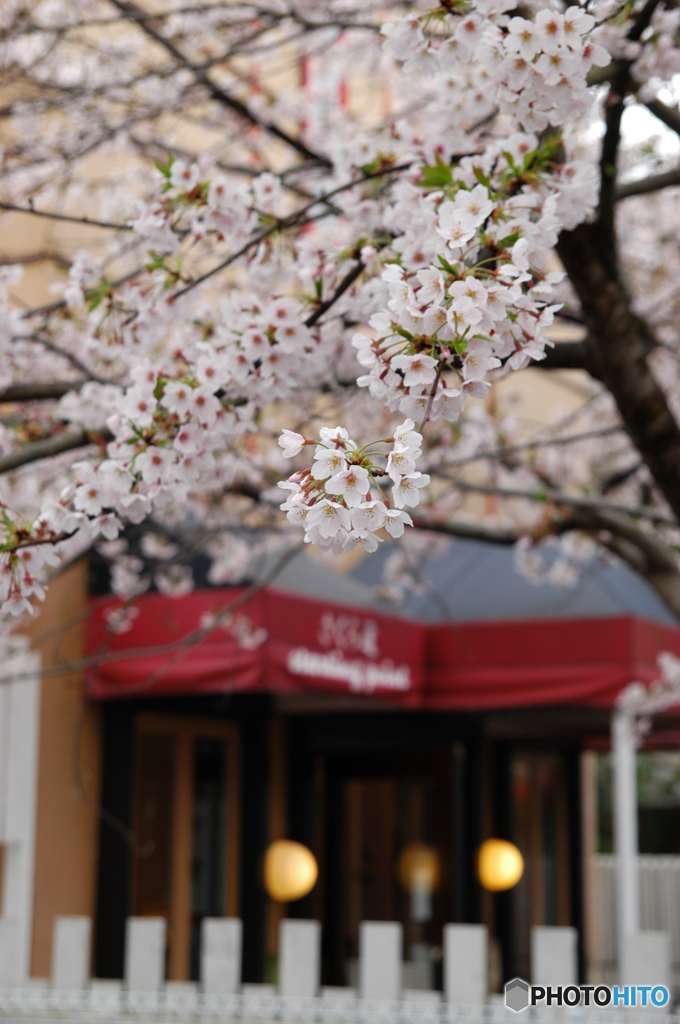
[[277, 422, 429, 552], [6, 0, 680, 624], [382, 5, 609, 132], [352, 139, 597, 424]]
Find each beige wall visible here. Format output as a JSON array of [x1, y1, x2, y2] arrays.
[[23, 560, 102, 979]]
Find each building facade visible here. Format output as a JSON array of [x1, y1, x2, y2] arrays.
[[3, 542, 680, 988]]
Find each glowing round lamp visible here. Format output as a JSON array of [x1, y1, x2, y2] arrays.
[[264, 840, 318, 902], [397, 843, 440, 893], [477, 839, 524, 892]]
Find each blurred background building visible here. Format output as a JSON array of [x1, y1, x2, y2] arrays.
[[6, 538, 680, 991]]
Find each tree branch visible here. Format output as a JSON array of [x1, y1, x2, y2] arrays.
[[416, 507, 680, 619], [567, 506, 680, 618], [428, 426, 624, 470], [0, 201, 132, 230], [616, 166, 680, 199], [541, 340, 593, 372], [412, 515, 518, 544], [599, 79, 626, 262], [107, 0, 331, 167], [645, 98, 680, 137], [557, 220, 680, 523], [0, 430, 107, 475], [0, 381, 85, 402], [627, 0, 664, 41], [433, 471, 676, 524], [171, 163, 411, 301], [305, 258, 365, 327]]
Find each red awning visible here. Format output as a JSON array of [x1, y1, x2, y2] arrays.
[[86, 587, 680, 709], [86, 588, 426, 705]]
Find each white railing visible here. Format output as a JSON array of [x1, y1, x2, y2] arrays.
[[0, 987, 675, 1024], [593, 855, 680, 985]]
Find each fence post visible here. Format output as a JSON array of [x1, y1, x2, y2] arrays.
[[279, 919, 321, 998], [531, 926, 578, 986], [53, 916, 92, 990], [444, 923, 488, 1004], [359, 921, 402, 1001], [125, 917, 166, 992], [201, 918, 242, 995], [612, 708, 640, 967], [0, 919, 19, 985], [621, 931, 670, 988]]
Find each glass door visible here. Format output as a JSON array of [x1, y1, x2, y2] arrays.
[[339, 774, 444, 989], [509, 752, 571, 980], [130, 716, 240, 981]]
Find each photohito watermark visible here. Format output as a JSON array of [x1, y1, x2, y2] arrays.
[[505, 979, 670, 1013]]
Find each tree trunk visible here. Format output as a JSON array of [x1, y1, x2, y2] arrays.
[[557, 221, 680, 523]]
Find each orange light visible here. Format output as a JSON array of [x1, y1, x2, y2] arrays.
[[264, 840, 318, 902], [397, 842, 440, 894], [477, 839, 524, 891]]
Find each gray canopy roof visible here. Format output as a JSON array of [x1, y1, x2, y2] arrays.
[[269, 537, 676, 625]]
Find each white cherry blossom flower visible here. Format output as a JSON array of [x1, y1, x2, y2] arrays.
[[312, 449, 349, 480], [325, 465, 371, 507], [306, 500, 352, 538], [394, 419, 423, 450], [170, 160, 200, 191], [386, 445, 421, 482], [351, 501, 387, 533], [278, 430, 306, 458], [391, 353, 438, 387], [392, 472, 431, 509], [384, 509, 414, 538]]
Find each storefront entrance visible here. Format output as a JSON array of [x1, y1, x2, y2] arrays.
[[93, 699, 587, 988]]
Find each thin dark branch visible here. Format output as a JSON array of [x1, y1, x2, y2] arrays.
[[433, 472, 676, 525], [0, 430, 109, 475], [0, 381, 85, 402], [305, 259, 365, 327], [616, 166, 680, 199], [430, 426, 624, 469], [628, 0, 664, 41], [0, 251, 71, 269], [0, 201, 132, 230], [172, 163, 411, 301], [412, 515, 518, 544], [541, 341, 590, 372], [107, 0, 331, 167], [419, 360, 445, 432], [645, 98, 680, 137], [599, 81, 626, 260]]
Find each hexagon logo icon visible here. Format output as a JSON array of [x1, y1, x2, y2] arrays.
[[505, 978, 530, 1012]]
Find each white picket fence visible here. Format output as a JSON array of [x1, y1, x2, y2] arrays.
[[0, 897, 676, 1022], [0, 919, 587, 1021], [593, 856, 680, 986], [0, 987, 675, 1024]]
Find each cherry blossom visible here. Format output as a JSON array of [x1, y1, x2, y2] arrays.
[[0, 0, 679, 625]]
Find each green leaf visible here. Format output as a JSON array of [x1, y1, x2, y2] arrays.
[[497, 231, 520, 249], [437, 254, 460, 275], [394, 326, 415, 342], [84, 278, 111, 312], [419, 163, 453, 188], [501, 151, 521, 175], [152, 153, 175, 178]]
